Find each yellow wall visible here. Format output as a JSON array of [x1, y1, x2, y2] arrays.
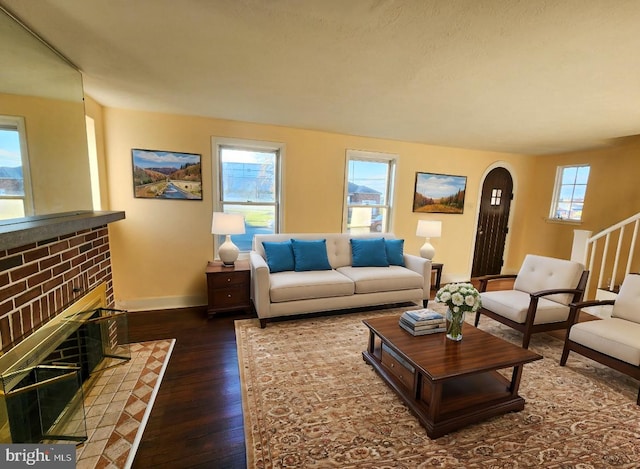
[[99, 106, 533, 310], [510, 136, 640, 267], [1, 93, 92, 215]]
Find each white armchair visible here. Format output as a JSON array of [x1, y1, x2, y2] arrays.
[[561, 273, 640, 405], [474, 254, 588, 348]]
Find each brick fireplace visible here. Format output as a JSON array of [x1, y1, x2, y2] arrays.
[[0, 211, 125, 353]]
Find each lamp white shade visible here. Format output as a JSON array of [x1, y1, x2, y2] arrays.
[[416, 220, 442, 238], [416, 220, 442, 260], [211, 212, 246, 235], [211, 212, 246, 266]]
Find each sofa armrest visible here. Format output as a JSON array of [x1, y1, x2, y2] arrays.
[[249, 251, 271, 318], [403, 254, 431, 299]]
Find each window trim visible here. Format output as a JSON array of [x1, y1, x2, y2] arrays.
[[0, 115, 34, 218], [549, 164, 590, 223], [212, 137, 284, 253], [342, 149, 397, 233]]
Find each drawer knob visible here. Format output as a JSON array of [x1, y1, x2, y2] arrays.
[[227, 294, 232, 298]]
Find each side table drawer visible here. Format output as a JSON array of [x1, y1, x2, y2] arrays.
[[209, 271, 248, 289], [381, 344, 415, 390], [210, 286, 249, 308]]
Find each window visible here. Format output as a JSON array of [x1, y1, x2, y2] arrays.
[[343, 150, 397, 234], [213, 138, 283, 252], [0, 116, 33, 220], [550, 165, 590, 221]]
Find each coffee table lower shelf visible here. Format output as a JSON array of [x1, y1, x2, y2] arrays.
[[363, 350, 526, 438]]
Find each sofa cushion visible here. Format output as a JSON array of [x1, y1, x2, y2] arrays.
[[291, 239, 332, 272], [350, 238, 389, 267], [262, 241, 295, 273], [480, 290, 571, 324], [384, 238, 405, 266], [569, 318, 640, 366], [611, 273, 640, 324], [269, 270, 354, 302], [337, 266, 423, 294]]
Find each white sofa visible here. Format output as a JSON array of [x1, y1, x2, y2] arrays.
[[249, 233, 432, 327]]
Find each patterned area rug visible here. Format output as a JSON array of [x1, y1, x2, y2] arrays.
[[236, 306, 640, 468], [75, 339, 175, 469]]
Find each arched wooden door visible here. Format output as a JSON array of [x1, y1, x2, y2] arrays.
[[471, 167, 513, 277]]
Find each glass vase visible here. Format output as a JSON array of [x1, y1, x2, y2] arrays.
[[446, 308, 465, 341]]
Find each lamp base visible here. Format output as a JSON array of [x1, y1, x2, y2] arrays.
[[420, 239, 435, 260], [218, 235, 239, 266]]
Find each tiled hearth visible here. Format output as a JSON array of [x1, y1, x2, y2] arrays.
[[75, 339, 175, 469]]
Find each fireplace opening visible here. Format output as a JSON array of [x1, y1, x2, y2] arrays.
[[0, 284, 130, 444]]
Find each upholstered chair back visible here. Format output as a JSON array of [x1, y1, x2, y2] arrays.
[[513, 254, 585, 305], [611, 273, 640, 324]]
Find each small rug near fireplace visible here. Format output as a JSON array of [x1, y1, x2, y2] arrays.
[[74, 339, 175, 469], [236, 306, 640, 468]]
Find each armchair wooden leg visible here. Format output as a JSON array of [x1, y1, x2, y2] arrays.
[[522, 331, 532, 349], [474, 310, 481, 327], [560, 344, 570, 366], [637, 389, 640, 406]]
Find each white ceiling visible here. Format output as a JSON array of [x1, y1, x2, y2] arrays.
[[3, 0, 640, 155]]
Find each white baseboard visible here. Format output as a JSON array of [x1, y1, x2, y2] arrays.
[[116, 295, 206, 312]]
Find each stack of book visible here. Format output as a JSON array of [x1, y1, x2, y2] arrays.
[[399, 308, 446, 336]]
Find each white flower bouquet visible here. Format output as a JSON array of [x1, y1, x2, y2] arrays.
[[434, 282, 482, 340], [435, 282, 482, 314]]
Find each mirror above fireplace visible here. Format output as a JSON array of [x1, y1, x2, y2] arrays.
[[0, 6, 93, 222]]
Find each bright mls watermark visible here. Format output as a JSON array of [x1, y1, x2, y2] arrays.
[[0, 444, 75, 468]]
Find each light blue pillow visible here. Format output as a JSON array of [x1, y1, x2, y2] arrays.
[[351, 238, 389, 267], [384, 238, 405, 266], [291, 239, 332, 272], [262, 241, 295, 273]]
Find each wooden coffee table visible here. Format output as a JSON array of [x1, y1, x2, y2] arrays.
[[362, 315, 542, 438]]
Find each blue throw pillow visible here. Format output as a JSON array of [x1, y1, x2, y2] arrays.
[[262, 241, 295, 273], [351, 238, 389, 267], [291, 239, 332, 271], [384, 238, 405, 266]]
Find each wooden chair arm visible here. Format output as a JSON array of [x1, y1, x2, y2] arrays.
[[565, 299, 616, 328], [478, 274, 517, 292], [569, 299, 616, 309], [529, 287, 585, 299]]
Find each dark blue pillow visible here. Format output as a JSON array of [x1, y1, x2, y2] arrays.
[[291, 239, 332, 271], [350, 238, 389, 267], [262, 241, 295, 273], [384, 238, 405, 266]]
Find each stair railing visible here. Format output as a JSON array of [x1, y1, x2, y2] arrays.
[[581, 212, 640, 299]]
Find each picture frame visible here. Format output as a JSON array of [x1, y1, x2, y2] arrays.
[[413, 172, 467, 214], [132, 148, 202, 200]]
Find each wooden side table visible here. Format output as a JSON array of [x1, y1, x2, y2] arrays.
[[431, 262, 443, 290], [205, 260, 251, 317]]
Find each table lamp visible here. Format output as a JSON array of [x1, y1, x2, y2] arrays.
[[416, 220, 442, 260], [211, 212, 246, 266]]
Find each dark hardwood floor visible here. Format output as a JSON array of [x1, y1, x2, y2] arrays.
[[128, 306, 254, 469]]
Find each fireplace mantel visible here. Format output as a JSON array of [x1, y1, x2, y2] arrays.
[[0, 211, 125, 251]]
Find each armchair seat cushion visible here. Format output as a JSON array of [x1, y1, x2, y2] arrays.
[[569, 318, 640, 366], [337, 266, 423, 294], [481, 290, 571, 324], [269, 270, 354, 303]]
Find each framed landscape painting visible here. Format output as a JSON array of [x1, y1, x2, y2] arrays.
[[132, 148, 202, 200], [413, 172, 466, 214]]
